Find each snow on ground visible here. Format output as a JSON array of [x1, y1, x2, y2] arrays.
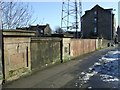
[[100, 74, 119, 82], [75, 50, 120, 88]]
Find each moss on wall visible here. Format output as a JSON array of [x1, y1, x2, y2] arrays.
[[30, 38, 61, 70]]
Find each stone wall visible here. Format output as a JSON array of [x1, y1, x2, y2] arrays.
[[3, 30, 36, 36], [3, 36, 109, 82], [4, 37, 31, 81], [62, 38, 71, 61], [96, 39, 110, 49], [30, 37, 61, 70], [0, 31, 3, 84]]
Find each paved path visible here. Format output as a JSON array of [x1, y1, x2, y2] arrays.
[[2, 47, 116, 88]]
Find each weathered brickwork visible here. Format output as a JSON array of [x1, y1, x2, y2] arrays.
[[62, 38, 96, 60]]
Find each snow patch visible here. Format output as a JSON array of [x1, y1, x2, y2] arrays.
[[75, 50, 120, 88], [100, 74, 119, 82], [81, 72, 85, 75]]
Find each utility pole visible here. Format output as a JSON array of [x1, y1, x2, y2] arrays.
[[61, 0, 82, 38]]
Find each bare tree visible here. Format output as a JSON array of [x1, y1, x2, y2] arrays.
[[55, 26, 64, 34], [0, 0, 35, 29]]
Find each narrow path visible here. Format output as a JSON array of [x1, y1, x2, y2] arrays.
[[3, 47, 115, 88]]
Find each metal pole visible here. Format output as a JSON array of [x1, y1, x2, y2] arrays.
[[61, 2, 64, 29], [79, 0, 82, 38], [75, 0, 78, 38], [67, 0, 69, 31]]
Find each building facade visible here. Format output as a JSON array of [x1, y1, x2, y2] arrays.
[[81, 5, 115, 40], [29, 24, 51, 36]]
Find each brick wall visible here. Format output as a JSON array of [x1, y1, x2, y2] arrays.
[[62, 38, 96, 60], [70, 39, 96, 58]]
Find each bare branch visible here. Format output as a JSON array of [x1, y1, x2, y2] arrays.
[[1, 1, 34, 29]]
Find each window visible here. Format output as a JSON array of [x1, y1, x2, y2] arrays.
[[94, 27, 97, 33], [94, 11, 97, 15], [94, 11, 97, 18], [94, 18, 97, 23], [41, 30, 43, 33]]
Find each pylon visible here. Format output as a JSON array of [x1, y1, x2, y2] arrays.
[[61, 0, 82, 38]]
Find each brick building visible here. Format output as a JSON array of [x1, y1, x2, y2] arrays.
[[81, 5, 115, 40], [29, 24, 51, 36]]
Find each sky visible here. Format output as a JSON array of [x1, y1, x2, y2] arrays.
[[28, 1, 119, 31]]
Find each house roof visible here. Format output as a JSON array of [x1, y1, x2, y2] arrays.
[[30, 24, 49, 30], [91, 4, 112, 11], [82, 4, 113, 18], [16, 24, 51, 31]]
